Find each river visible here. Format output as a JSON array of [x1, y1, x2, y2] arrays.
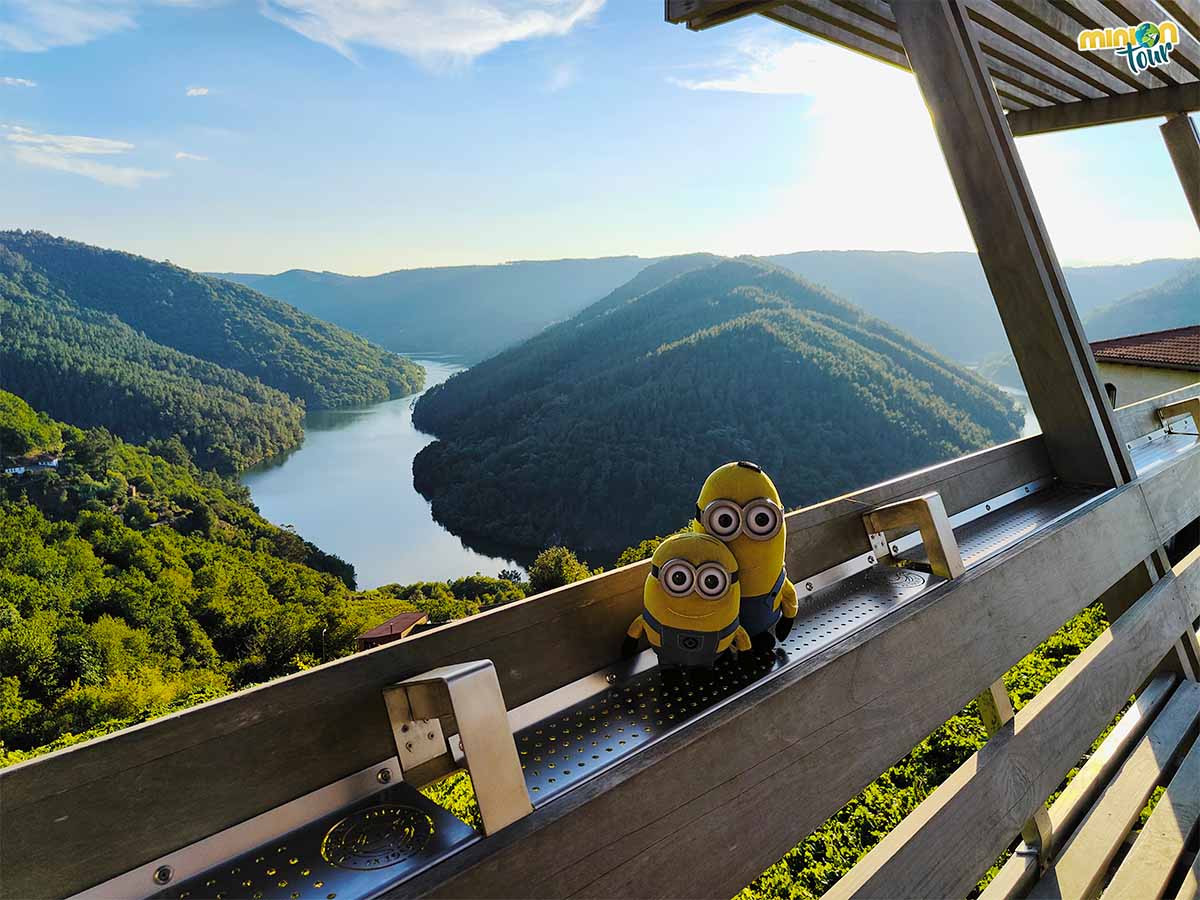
[[241, 357, 526, 590]]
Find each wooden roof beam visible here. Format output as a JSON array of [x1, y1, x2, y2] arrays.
[[1007, 81, 1200, 133], [1096, 0, 1200, 82]]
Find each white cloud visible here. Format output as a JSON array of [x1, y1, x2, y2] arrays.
[[1, 76, 37, 87], [672, 36, 974, 255], [672, 32, 1200, 264], [186, 86, 209, 96], [0, 1, 209, 52], [2, 125, 166, 187], [175, 150, 208, 160], [259, 0, 604, 65]]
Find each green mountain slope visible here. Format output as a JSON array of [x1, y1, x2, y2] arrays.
[[216, 256, 655, 361], [1086, 262, 1200, 340], [412, 257, 1023, 554], [0, 232, 425, 470]]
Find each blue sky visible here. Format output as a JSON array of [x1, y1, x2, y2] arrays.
[[1, 0, 1197, 274]]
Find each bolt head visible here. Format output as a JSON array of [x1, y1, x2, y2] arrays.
[[605, 673, 617, 684], [405, 741, 414, 752], [376, 767, 392, 784], [426, 731, 435, 741], [153, 866, 173, 886]]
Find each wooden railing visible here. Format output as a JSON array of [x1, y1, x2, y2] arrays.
[[2, 383, 1198, 899]]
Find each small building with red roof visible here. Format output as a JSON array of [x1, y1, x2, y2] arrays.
[[356, 611, 430, 652], [1090, 324, 1200, 407]]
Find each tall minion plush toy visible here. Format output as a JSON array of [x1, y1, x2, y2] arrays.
[[625, 532, 751, 668], [694, 461, 798, 649]]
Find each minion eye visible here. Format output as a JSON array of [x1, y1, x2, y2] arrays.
[[703, 500, 742, 540], [659, 560, 695, 597], [744, 500, 782, 540], [695, 564, 731, 600]]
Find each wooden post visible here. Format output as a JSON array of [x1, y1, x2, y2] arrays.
[[1160, 113, 1200, 232], [889, 0, 1133, 489]]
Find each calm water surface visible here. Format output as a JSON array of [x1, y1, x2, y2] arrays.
[[241, 357, 525, 589]]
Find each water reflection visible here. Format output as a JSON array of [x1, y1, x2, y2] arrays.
[[241, 357, 527, 589]]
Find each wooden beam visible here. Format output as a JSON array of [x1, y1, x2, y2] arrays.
[[979, 674, 1180, 900], [404, 481, 1168, 898], [821, 572, 1200, 900], [1028, 681, 1200, 900], [762, 4, 911, 69], [1161, 113, 1200, 230], [1113, 380, 1200, 443], [1104, 731, 1200, 899], [1008, 82, 1200, 133], [890, 0, 1133, 487], [0, 435, 1051, 898], [1096, 0, 1200, 82]]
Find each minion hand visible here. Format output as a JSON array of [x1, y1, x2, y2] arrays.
[[623, 616, 646, 658], [733, 625, 752, 652], [775, 613, 794, 641]]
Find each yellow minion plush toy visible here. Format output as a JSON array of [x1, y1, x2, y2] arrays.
[[694, 461, 798, 648], [625, 532, 751, 668]]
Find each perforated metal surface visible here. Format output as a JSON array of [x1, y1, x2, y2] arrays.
[[153, 784, 477, 900], [901, 484, 1104, 570], [518, 566, 935, 805], [1130, 431, 1198, 476]]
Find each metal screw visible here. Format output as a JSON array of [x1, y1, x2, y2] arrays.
[[892, 544, 899, 554], [405, 741, 414, 752], [426, 731, 435, 741], [153, 866, 173, 886], [376, 767, 392, 784], [606, 673, 617, 684], [400, 723, 409, 733], [805, 582, 813, 591], [985, 504, 992, 511], [867, 555, 875, 564]]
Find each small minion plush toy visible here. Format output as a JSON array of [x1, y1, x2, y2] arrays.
[[625, 532, 751, 668], [694, 461, 798, 648]]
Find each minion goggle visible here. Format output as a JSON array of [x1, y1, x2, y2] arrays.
[[697, 497, 784, 542], [650, 558, 738, 600]]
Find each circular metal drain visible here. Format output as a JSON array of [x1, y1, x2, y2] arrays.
[[320, 805, 434, 871]]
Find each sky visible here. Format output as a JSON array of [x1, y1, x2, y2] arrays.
[[0, 0, 1197, 275]]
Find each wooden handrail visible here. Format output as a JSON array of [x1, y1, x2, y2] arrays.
[[1113, 381, 1200, 445]]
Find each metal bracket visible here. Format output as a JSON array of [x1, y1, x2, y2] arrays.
[[384, 660, 532, 836], [863, 491, 965, 580], [1158, 396, 1200, 435]]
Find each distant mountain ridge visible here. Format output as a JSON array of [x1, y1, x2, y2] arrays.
[[411, 256, 1023, 554], [221, 252, 1196, 365], [0, 231, 424, 470], [1086, 262, 1200, 341]]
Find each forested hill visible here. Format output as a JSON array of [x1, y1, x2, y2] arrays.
[[0, 232, 424, 470], [216, 256, 654, 361], [412, 256, 1023, 554], [1086, 262, 1200, 340]]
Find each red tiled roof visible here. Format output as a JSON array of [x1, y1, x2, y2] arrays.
[[358, 612, 429, 642], [1090, 324, 1200, 373]]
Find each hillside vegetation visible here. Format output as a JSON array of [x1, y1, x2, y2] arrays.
[[0, 390, 526, 764], [1086, 262, 1200, 340], [218, 256, 653, 361], [413, 256, 1023, 555], [0, 232, 424, 470]]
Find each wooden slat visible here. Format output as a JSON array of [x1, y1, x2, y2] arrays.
[[0, 436, 1051, 898], [819, 562, 1199, 900], [1008, 81, 1200, 132], [1162, 0, 1200, 38], [1140, 440, 1200, 546], [890, 0, 1133, 487], [1098, 0, 1200, 82], [762, 4, 911, 69], [1003, 0, 1171, 90], [1180, 850, 1200, 900], [1028, 682, 1200, 900], [403, 480, 1167, 898], [685, 0, 779, 29], [1105, 732, 1200, 899], [1114, 380, 1200, 443], [665, 0, 759, 23], [979, 674, 1180, 900]]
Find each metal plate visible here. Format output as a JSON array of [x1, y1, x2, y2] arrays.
[[1130, 431, 1198, 476], [900, 484, 1104, 570], [517, 566, 936, 805], [152, 784, 477, 900]]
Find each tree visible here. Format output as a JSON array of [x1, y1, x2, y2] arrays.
[[527, 547, 599, 595]]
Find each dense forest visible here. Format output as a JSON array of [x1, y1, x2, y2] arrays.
[[413, 256, 1024, 555], [0, 390, 531, 764], [0, 232, 424, 471]]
